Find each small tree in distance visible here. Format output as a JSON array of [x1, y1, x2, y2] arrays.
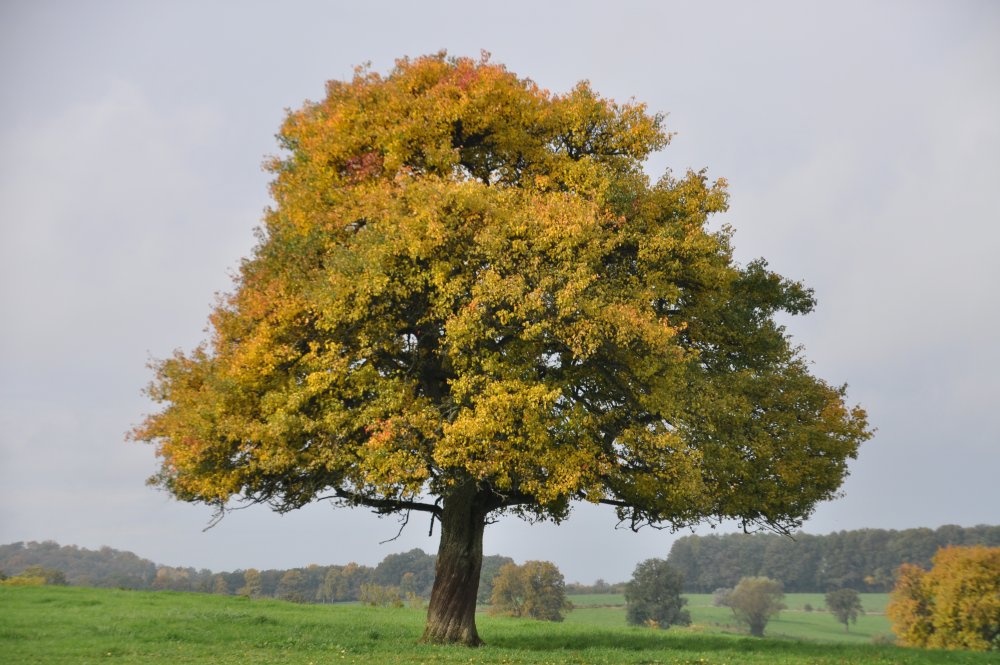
[[825, 588, 864, 632], [489, 561, 571, 621], [720, 576, 785, 637], [625, 558, 690, 629]]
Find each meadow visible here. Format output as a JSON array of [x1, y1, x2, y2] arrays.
[[1, 586, 992, 664], [566, 593, 894, 644]]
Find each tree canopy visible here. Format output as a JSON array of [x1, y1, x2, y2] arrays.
[[131, 52, 870, 645]]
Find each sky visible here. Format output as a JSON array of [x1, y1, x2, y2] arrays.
[[1, 0, 998, 584]]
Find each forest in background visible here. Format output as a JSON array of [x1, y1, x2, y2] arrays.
[[666, 524, 1000, 592], [0, 541, 515, 604], [3, 524, 998, 603]]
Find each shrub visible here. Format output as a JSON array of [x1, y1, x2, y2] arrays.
[[719, 576, 785, 637], [489, 561, 571, 621], [359, 583, 404, 608]]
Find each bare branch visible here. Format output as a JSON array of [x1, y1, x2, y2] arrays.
[[379, 510, 411, 544]]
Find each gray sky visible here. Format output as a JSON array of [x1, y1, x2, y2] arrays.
[[1, 0, 998, 584]]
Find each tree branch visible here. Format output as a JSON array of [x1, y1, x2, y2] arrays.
[[379, 510, 411, 544], [319, 488, 442, 517]]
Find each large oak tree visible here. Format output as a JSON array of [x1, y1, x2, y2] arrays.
[[132, 53, 870, 645]]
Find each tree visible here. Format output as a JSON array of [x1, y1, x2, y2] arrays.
[[720, 576, 785, 637], [130, 52, 871, 646], [825, 588, 863, 631], [886, 563, 934, 647], [887, 546, 1000, 651], [318, 562, 372, 602], [625, 558, 690, 628], [359, 583, 404, 607], [489, 561, 570, 621], [373, 548, 436, 597], [276, 569, 307, 602], [238, 568, 262, 598], [212, 574, 229, 595]]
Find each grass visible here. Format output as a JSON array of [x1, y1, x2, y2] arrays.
[[2, 585, 993, 664], [567, 593, 894, 645], [684, 593, 894, 645]]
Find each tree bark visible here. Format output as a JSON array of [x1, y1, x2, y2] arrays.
[[421, 483, 487, 646]]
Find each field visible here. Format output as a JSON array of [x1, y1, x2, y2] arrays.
[[1, 586, 992, 664], [566, 593, 894, 644]]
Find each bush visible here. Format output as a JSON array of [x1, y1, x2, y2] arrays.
[[359, 583, 403, 608], [0, 566, 67, 587], [719, 576, 785, 637], [1, 575, 46, 587], [489, 561, 571, 621]]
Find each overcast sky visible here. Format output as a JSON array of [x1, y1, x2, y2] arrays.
[[1, 1, 998, 584]]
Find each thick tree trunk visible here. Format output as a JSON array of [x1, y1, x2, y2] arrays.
[[421, 484, 487, 646]]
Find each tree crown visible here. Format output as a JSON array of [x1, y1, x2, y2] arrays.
[[132, 52, 870, 535]]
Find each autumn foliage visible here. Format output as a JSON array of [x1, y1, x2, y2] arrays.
[[132, 52, 870, 645], [489, 561, 570, 622], [887, 546, 1000, 651]]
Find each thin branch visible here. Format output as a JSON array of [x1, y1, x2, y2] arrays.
[[201, 497, 267, 531], [202, 502, 228, 532], [379, 510, 411, 544]]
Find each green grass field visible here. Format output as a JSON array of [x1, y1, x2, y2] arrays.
[[2, 586, 992, 664], [567, 593, 894, 644]]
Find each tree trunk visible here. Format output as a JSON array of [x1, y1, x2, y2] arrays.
[[421, 484, 487, 646]]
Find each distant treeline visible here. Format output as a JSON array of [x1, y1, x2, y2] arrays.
[[0, 541, 515, 603], [9, 524, 995, 601], [666, 524, 1000, 593]]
